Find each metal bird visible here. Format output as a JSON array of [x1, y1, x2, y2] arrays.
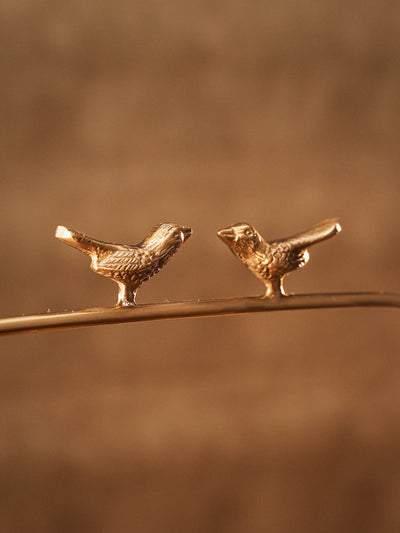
[[55, 223, 192, 306], [217, 218, 341, 298]]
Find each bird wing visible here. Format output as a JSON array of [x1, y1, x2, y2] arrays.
[[97, 249, 142, 274], [277, 218, 341, 251], [97, 241, 183, 281]]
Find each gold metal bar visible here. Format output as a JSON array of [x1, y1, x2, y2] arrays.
[[0, 292, 399, 336]]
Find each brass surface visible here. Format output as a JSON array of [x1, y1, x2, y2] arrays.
[[0, 292, 398, 336], [218, 218, 341, 297], [55, 223, 192, 306], [2, 2, 400, 530], [0, 217, 396, 336]]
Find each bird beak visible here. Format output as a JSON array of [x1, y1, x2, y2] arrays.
[[217, 227, 236, 243], [180, 227, 192, 242]]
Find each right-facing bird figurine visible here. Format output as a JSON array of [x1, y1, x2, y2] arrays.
[[217, 218, 341, 298], [55, 222, 192, 306]]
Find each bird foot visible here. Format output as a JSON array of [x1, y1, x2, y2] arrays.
[[115, 300, 137, 308], [116, 284, 137, 307], [261, 290, 285, 300], [262, 279, 286, 299]]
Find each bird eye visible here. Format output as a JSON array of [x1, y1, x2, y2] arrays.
[[244, 228, 253, 237]]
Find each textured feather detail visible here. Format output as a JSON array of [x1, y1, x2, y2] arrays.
[[217, 218, 341, 297], [56, 223, 192, 306]]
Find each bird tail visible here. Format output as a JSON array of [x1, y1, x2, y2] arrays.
[[55, 226, 123, 255], [285, 218, 341, 249]]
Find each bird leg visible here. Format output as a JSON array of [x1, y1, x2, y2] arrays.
[[116, 282, 137, 307], [263, 277, 286, 299]]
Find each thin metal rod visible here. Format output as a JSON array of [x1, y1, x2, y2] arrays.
[[0, 292, 399, 336]]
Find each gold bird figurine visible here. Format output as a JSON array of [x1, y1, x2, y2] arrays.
[[217, 218, 341, 298], [56, 223, 192, 306]]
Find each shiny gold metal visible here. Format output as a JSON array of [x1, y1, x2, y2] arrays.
[[1, 217, 398, 337], [55, 223, 192, 306], [0, 293, 399, 336], [218, 218, 341, 297]]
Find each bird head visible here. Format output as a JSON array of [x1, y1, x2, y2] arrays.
[[217, 222, 262, 259], [143, 223, 192, 255]]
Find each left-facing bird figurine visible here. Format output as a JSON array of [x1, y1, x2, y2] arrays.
[[218, 218, 341, 298], [55, 223, 192, 306]]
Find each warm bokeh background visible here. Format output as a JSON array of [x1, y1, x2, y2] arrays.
[[1, 1, 400, 532]]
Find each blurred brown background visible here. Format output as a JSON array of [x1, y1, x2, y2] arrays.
[[1, 1, 400, 532]]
